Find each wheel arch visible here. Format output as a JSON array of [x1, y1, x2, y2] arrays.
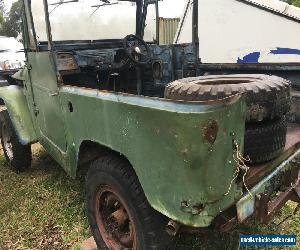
[[0, 85, 37, 145], [75, 140, 137, 178]]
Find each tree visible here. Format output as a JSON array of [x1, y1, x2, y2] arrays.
[[282, 0, 300, 7], [291, 0, 300, 7], [0, 0, 22, 38], [0, 0, 4, 13], [0, 0, 4, 31], [0, 11, 4, 31]]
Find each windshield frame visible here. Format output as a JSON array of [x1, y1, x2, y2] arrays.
[[26, 0, 150, 49], [24, 0, 161, 51], [142, 0, 159, 43]]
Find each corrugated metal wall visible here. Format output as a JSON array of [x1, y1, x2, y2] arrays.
[[159, 17, 180, 44]]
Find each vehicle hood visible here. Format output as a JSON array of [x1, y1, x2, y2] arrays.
[[0, 51, 25, 70]]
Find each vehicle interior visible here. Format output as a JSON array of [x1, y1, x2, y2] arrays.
[[26, 0, 197, 98]]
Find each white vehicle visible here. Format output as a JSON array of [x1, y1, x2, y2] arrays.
[[0, 36, 25, 71], [176, 0, 300, 64], [175, 0, 300, 89]]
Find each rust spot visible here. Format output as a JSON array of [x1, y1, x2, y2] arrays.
[[192, 203, 205, 214], [203, 120, 219, 145], [181, 201, 189, 208]]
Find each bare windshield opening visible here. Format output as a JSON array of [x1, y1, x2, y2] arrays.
[[31, 0, 137, 42]]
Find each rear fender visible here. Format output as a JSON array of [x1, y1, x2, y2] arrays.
[[0, 85, 37, 145]]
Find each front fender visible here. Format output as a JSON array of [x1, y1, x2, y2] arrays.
[[12, 68, 27, 81], [0, 85, 37, 145]]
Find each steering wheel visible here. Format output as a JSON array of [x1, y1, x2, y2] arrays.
[[123, 34, 151, 66]]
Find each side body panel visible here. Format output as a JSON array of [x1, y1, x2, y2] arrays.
[[58, 87, 246, 227]]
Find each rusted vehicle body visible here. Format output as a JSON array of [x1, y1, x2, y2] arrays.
[[0, 0, 299, 249]]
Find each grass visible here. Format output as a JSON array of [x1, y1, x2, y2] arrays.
[[0, 145, 90, 250], [0, 145, 299, 250]]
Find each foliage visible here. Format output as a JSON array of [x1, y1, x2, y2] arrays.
[[282, 0, 300, 6], [0, 0, 4, 13], [0, 0, 22, 38], [291, 0, 300, 7], [0, 12, 4, 32], [0, 145, 91, 249]]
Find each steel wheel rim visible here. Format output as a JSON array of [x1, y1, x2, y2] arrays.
[[2, 123, 13, 161], [94, 185, 137, 250]]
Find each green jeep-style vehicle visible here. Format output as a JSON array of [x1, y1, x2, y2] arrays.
[[0, 0, 299, 249]]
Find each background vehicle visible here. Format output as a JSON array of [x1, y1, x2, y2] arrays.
[[0, 0, 298, 249], [0, 36, 25, 85], [175, 0, 300, 90]]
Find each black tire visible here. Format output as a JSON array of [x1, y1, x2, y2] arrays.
[[0, 81, 8, 105], [164, 74, 291, 122], [86, 155, 174, 250], [0, 80, 8, 87], [0, 110, 32, 171], [244, 117, 287, 164]]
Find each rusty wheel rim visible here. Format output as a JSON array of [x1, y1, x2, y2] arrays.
[[95, 185, 137, 250]]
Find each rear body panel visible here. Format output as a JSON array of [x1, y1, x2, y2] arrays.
[[58, 86, 246, 227]]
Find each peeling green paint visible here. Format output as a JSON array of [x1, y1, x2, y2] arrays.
[[56, 87, 247, 227], [0, 78, 248, 227]]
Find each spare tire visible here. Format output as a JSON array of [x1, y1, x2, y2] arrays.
[[244, 117, 287, 164], [164, 74, 291, 122]]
